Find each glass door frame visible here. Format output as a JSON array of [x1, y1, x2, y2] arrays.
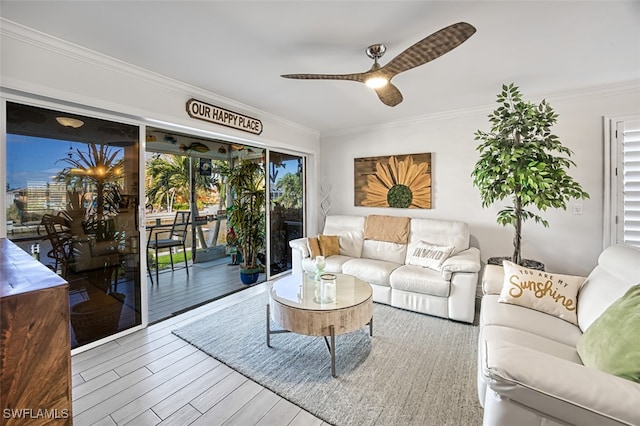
[[0, 93, 149, 354], [265, 149, 306, 280]]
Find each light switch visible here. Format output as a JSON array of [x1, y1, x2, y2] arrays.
[[572, 203, 583, 215]]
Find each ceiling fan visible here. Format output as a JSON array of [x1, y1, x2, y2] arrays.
[[281, 22, 476, 107]]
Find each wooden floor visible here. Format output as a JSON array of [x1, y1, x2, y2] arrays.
[[71, 281, 328, 426], [8, 235, 265, 326], [147, 256, 266, 324]]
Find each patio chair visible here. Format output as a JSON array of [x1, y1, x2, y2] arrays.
[[147, 211, 190, 284], [39, 213, 73, 277]]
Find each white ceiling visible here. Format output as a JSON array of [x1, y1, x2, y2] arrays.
[[1, 1, 639, 134]]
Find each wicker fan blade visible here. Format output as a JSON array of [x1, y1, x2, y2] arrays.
[[280, 73, 367, 83], [280, 22, 475, 106], [374, 82, 403, 107], [381, 22, 476, 77]]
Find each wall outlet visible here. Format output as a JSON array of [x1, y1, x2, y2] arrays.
[[572, 203, 583, 215]]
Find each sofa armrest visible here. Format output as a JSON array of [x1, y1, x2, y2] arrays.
[[289, 237, 309, 275], [482, 264, 505, 295], [482, 339, 640, 426], [289, 237, 309, 258], [441, 247, 481, 280]]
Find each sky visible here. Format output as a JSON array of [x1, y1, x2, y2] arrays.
[[6, 133, 301, 191], [5, 134, 88, 189]]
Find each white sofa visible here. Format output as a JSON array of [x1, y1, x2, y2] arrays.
[[477, 244, 640, 426], [289, 214, 481, 323]]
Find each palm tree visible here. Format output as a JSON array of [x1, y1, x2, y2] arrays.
[[146, 154, 218, 212], [146, 153, 228, 251], [273, 172, 302, 209], [146, 155, 183, 211], [57, 143, 124, 221], [55, 143, 124, 245], [146, 154, 219, 212]]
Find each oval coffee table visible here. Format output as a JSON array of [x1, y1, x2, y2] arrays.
[[267, 272, 373, 377]]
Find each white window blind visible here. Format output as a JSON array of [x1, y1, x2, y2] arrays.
[[622, 122, 640, 247]]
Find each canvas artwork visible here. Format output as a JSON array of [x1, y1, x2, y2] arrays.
[[354, 153, 432, 209]]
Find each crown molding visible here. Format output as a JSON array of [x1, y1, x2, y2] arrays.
[[0, 18, 320, 139], [321, 80, 640, 139], [3, 18, 637, 141]]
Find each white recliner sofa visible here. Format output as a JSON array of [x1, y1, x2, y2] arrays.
[[289, 214, 481, 323], [477, 244, 640, 426]]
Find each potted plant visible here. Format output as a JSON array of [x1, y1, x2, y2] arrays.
[[471, 83, 590, 268], [222, 159, 266, 284]]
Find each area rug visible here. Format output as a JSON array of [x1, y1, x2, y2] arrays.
[[172, 292, 483, 426]]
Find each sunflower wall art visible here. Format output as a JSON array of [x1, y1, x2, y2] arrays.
[[355, 153, 432, 209]]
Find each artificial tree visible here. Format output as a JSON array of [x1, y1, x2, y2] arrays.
[[471, 83, 589, 266]]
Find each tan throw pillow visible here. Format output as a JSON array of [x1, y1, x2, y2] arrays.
[[499, 260, 585, 325], [363, 215, 410, 244], [307, 236, 321, 259], [406, 241, 454, 271], [318, 234, 340, 256]]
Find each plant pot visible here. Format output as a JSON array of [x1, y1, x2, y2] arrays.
[[239, 267, 260, 285], [488, 256, 545, 271]]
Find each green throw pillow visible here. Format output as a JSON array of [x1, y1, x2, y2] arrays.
[[576, 284, 640, 383]]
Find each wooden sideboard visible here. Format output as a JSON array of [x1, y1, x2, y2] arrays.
[[0, 238, 72, 425]]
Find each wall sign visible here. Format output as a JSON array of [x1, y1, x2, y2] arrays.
[[186, 98, 263, 135]]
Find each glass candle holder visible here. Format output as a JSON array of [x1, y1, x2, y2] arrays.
[[320, 273, 337, 303]]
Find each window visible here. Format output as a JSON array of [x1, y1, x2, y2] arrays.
[[608, 117, 640, 248], [619, 120, 640, 246]]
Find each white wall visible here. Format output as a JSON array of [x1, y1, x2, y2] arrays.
[[320, 84, 640, 276]]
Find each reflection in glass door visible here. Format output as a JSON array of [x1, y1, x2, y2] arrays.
[[5, 102, 142, 349], [268, 151, 304, 276]]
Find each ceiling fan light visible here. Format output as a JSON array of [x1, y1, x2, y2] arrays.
[[56, 116, 84, 128], [365, 77, 388, 89]]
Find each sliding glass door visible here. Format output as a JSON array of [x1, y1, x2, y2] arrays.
[[268, 151, 305, 276], [5, 102, 142, 349]]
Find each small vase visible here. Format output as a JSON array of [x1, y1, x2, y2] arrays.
[[314, 255, 326, 281]]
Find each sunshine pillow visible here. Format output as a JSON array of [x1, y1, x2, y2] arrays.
[[577, 284, 640, 383], [499, 260, 586, 325], [405, 241, 454, 271], [318, 234, 340, 257]]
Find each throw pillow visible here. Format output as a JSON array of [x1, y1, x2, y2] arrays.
[[405, 241, 454, 271], [363, 215, 410, 244], [499, 260, 585, 325], [576, 284, 640, 383], [307, 236, 321, 259], [318, 234, 340, 257]]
